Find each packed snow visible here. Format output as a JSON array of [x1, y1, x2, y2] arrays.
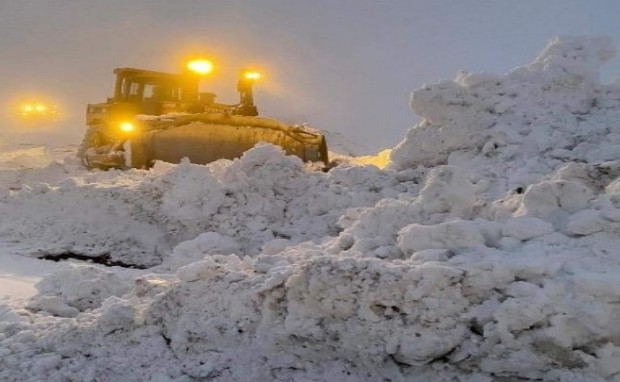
[[2, 37, 620, 381]]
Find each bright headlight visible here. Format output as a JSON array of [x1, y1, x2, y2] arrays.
[[186, 59, 214, 75], [119, 122, 135, 133], [243, 71, 261, 80]]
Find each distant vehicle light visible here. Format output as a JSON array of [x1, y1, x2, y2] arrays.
[[18, 101, 58, 121], [186, 59, 214, 75]]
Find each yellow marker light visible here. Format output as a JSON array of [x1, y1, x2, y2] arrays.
[[23, 104, 34, 112], [243, 71, 261, 80], [35, 104, 47, 112], [119, 122, 135, 133], [186, 59, 214, 75]]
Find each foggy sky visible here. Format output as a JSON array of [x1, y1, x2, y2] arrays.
[[2, 0, 620, 152]]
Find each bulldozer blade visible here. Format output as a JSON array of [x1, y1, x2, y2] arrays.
[[83, 149, 125, 169], [129, 115, 328, 168]]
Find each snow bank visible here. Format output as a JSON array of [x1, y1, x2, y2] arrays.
[[0, 146, 53, 170], [27, 264, 132, 317], [391, 36, 620, 198], [2, 37, 620, 381], [0, 144, 404, 267]]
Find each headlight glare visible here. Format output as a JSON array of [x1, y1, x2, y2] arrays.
[[186, 59, 214, 75], [243, 71, 261, 80], [119, 122, 135, 133]]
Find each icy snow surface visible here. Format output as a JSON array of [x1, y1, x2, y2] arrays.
[[2, 37, 620, 381]]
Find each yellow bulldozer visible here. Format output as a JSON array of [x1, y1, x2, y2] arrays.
[[78, 60, 329, 169]]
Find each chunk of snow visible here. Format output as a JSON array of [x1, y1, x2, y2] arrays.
[[502, 216, 555, 240]]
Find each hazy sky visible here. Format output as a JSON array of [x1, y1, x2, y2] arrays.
[[2, 1, 620, 152]]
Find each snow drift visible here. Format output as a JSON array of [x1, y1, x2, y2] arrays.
[[2, 37, 620, 381]]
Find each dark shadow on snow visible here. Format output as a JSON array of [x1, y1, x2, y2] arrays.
[[37, 252, 149, 269]]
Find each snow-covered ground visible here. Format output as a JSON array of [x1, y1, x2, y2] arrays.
[[2, 37, 620, 381]]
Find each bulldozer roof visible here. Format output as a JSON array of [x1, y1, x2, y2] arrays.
[[113, 67, 188, 84]]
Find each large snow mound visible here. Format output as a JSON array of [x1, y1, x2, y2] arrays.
[[2, 37, 620, 381], [391, 36, 620, 198], [0, 144, 406, 267]]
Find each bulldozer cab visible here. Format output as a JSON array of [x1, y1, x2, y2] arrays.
[[87, 68, 201, 126], [111, 68, 201, 115], [113, 68, 198, 102]]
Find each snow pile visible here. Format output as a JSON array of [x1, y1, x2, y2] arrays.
[[0, 145, 79, 192], [0, 146, 54, 170], [2, 37, 620, 381], [27, 265, 132, 318], [391, 36, 620, 198], [0, 143, 405, 267]]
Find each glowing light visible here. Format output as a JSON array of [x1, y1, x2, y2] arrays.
[[119, 122, 135, 133], [243, 71, 261, 80], [186, 59, 214, 75], [15, 100, 60, 123]]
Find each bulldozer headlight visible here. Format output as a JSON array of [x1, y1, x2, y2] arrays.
[[243, 71, 261, 81], [186, 59, 214, 75], [119, 122, 136, 133]]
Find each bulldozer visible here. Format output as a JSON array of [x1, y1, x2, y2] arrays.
[[78, 60, 329, 169]]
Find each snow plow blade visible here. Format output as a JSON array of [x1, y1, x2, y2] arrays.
[[127, 114, 329, 168]]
